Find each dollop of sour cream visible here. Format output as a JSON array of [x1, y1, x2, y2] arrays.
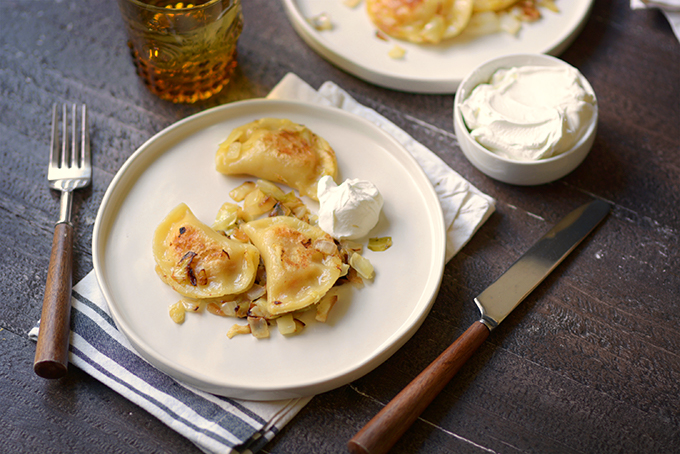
[[460, 65, 596, 161], [317, 176, 383, 240]]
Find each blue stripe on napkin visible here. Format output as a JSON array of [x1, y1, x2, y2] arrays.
[[72, 344, 245, 448], [29, 271, 304, 454], [71, 306, 263, 443], [71, 290, 269, 430]]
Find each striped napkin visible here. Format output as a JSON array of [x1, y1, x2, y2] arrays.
[[31, 271, 310, 454], [30, 74, 494, 454]]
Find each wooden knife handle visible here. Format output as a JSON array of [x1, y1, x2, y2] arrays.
[[34, 222, 74, 379], [348, 321, 490, 454]]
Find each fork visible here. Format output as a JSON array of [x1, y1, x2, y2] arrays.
[[34, 104, 92, 379]]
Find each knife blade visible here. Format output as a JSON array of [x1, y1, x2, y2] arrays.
[[348, 199, 611, 454]]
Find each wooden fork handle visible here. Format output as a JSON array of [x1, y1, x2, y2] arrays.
[[348, 321, 490, 454], [34, 221, 74, 379]]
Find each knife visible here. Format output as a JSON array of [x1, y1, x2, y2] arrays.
[[348, 199, 611, 454]]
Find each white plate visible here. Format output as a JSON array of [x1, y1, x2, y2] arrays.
[[282, 0, 595, 93], [92, 99, 446, 400]]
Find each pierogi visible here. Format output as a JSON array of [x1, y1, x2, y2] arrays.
[[154, 115, 381, 339], [152, 179, 377, 339], [241, 216, 344, 316], [153, 203, 260, 299], [359, 0, 554, 48], [366, 0, 474, 44], [215, 118, 337, 201]]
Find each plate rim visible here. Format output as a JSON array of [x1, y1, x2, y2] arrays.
[[281, 0, 595, 94], [92, 98, 447, 400]]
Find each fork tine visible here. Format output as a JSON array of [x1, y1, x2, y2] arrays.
[[70, 104, 78, 169], [61, 104, 69, 169], [81, 104, 90, 169], [49, 104, 59, 169]]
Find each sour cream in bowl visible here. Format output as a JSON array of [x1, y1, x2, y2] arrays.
[[453, 53, 598, 185]]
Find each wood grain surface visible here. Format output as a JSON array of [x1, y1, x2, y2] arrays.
[[1, 0, 678, 453], [348, 322, 491, 454]]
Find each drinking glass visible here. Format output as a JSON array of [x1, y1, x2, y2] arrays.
[[118, 0, 243, 103]]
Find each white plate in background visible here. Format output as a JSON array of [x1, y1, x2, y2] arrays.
[[282, 0, 595, 93], [92, 99, 446, 400]]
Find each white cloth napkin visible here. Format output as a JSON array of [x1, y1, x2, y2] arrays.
[[29, 73, 494, 454], [31, 272, 310, 454], [631, 0, 680, 42], [270, 73, 496, 261]]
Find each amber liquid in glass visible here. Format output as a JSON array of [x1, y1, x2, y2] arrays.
[[120, 0, 243, 103]]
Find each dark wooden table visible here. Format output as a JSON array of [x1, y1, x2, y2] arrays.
[[2, 0, 679, 452]]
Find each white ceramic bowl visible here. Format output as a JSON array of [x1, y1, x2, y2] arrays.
[[453, 53, 598, 186]]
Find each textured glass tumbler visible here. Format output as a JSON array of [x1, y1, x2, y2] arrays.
[[118, 0, 243, 103]]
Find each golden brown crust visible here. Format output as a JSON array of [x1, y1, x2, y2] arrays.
[[215, 118, 337, 200], [242, 216, 343, 316], [152, 203, 260, 299], [366, 0, 474, 43]]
